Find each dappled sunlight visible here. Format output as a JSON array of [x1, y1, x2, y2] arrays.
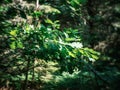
[[0, 0, 119, 90]]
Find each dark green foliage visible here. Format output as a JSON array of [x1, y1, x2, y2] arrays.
[[0, 0, 120, 90]]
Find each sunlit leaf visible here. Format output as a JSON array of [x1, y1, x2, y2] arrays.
[[45, 19, 53, 24], [10, 41, 16, 49], [68, 51, 76, 58], [10, 30, 17, 36], [33, 11, 43, 17], [17, 41, 23, 48]]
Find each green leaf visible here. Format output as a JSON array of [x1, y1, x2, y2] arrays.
[[10, 42, 16, 49], [68, 51, 76, 58], [91, 54, 99, 60], [83, 48, 100, 60], [33, 11, 43, 17], [65, 38, 76, 41], [84, 48, 100, 55], [65, 38, 81, 42], [70, 0, 80, 8], [17, 41, 23, 48], [45, 19, 53, 24], [70, 0, 87, 8], [78, 0, 87, 4], [10, 30, 17, 36]]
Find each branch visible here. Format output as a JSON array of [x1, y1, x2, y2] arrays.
[[86, 62, 110, 84]]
